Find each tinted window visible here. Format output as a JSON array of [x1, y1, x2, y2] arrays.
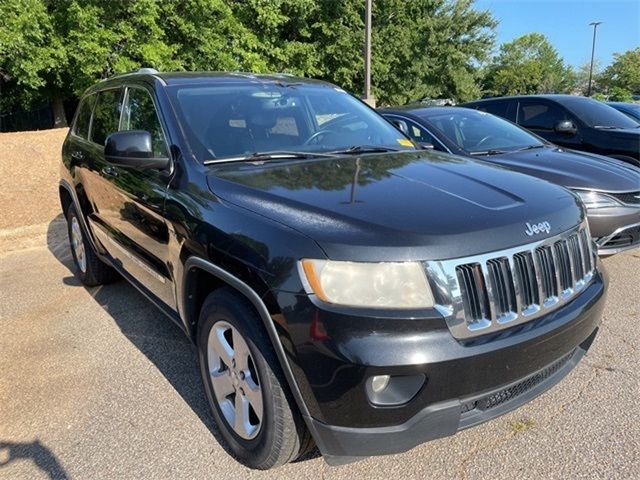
[[387, 116, 442, 150], [122, 88, 168, 157], [167, 84, 415, 161], [476, 101, 509, 119], [562, 97, 639, 129], [73, 96, 95, 139], [518, 102, 567, 130], [91, 89, 122, 146], [424, 110, 543, 153]]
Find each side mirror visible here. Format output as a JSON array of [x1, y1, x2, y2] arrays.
[[104, 130, 170, 169], [420, 142, 435, 150], [554, 120, 577, 135]]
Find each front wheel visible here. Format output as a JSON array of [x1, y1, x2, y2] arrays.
[[197, 288, 313, 469]]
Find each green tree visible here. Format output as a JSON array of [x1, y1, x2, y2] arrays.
[[484, 33, 574, 96], [0, 0, 66, 124], [1, 0, 497, 126], [599, 48, 640, 95]]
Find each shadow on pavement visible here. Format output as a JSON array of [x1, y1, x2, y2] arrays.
[[0, 440, 69, 479], [45, 215, 225, 451], [46, 215, 321, 463]]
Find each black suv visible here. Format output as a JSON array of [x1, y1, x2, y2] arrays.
[[60, 70, 607, 469], [463, 95, 640, 166]]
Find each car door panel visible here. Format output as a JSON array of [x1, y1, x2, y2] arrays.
[[517, 100, 584, 150], [84, 85, 175, 307]]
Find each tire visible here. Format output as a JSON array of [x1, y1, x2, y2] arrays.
[[197, 288, 313, 469], [66, 204, 118, 286]]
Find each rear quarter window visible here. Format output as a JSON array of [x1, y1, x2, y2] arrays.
[[476, 101, 510, 119], [73, 95, 95, 139]]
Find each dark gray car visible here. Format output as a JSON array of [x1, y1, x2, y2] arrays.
[[381, 106, 640, 256]]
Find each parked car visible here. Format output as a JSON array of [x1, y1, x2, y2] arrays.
[[381, 106, 640, 256], [60, 70, 607, 469], [462, 95, 640, 166], [607, 102, 640, 122]]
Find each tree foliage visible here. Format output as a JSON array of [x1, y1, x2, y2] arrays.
[[483, 33, 574, 96], [1, 0, 496, 124], [598, 48, 640, 96]]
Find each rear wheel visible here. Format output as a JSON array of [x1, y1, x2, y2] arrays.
[[197, 288, 313, 469], [66, 204, 118, 286]]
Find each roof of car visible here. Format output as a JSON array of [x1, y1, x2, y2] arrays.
[[381, 105, 473, 117], [464, 94, 589, 105], [88, 70, 332, 92]]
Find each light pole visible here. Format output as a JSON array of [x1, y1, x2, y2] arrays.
[[363, 0, 375, 107], [587, 21, 602, 97]]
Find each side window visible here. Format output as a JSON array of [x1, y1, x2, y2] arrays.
[[91, 89, 122, 146], [389, 116, 444, 151], [518, 102, 567, 130], [122, 88, 168, 157], [477, 101, 509, 119], [73, 95, 95, 139]]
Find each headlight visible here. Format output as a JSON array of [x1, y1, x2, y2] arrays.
[[574, 190, 622, 209], [299, 259, 434, 309]]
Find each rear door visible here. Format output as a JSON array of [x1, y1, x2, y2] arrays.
[[516, 100, 583, 149], [86, 85, 175, 307]]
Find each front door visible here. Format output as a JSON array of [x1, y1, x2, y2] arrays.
[[516, 100, 583, 150], [86, 86, 174, 307]]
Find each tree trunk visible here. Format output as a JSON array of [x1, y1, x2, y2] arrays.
[[51, 97, 68, 128]]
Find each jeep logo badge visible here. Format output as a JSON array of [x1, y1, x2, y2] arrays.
[[525, 221, 551, 236]]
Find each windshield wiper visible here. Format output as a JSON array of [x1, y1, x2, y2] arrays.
[[328, 144, 402, 155], [516, 144, 545, 152], [204, 150, 338, 164], [469, 149, 509, 156]]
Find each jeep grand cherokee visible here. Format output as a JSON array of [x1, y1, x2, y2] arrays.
[[60, 70, 607, 469]]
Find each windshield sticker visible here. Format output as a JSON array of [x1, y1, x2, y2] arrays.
[[397, 139, 414, 147]]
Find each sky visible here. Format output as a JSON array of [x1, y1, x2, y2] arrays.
[[475, 0, 640, 69]]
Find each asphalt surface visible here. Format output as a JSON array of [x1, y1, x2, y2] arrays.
[[1, 217, 639, 479]]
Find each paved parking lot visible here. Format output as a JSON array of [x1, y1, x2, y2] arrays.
[[1, 217, 639, 479]]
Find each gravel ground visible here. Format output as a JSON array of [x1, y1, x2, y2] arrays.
[[0, 130, 639, 479]]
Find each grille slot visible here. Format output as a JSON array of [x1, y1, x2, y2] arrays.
[[513, 251, 539, 310], [554, 240, 573, 292], [437, 223, 595, 339], [535, 246, 557, 300], [456, 263, 490, 329], [486, 258, 516, 318]]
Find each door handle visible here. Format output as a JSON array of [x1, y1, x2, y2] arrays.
[[101, 166, 118, 178], [71, 151, 85, 161]]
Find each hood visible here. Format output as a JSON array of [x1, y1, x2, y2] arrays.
[[483, 146, 640, 192], [207, 151, 584, 261]]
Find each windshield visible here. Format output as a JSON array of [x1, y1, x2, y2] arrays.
[[561, 97, 639, 129], [166, 83, 415, 162], [421, 110, 543, 153]]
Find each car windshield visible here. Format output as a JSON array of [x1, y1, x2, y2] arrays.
[[420, 110, 544, 154], [561, 97, 639, 129], [166, 83, 415, 162]]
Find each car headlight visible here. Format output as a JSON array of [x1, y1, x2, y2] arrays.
[[574, 190, 622, 209], [299, 259, 434, 309]]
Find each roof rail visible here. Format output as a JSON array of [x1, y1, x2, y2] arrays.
[[100, 67, 160, 82]]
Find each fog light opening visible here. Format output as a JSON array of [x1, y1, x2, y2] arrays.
[[370, 375, 390, 393]]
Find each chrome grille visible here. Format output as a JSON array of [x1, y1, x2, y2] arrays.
[[426, 222, 596, 340]]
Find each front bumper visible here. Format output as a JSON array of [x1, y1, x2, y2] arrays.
[[586, 207, 640, 255], [276, 268, 607, 460]]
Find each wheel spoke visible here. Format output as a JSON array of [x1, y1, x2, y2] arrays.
[[234, 392, 251, 437], [210, 371, 234, 401], [209, 327, 234, 368], [243, 375, 263, 420], [232, 328, 251, 372]]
